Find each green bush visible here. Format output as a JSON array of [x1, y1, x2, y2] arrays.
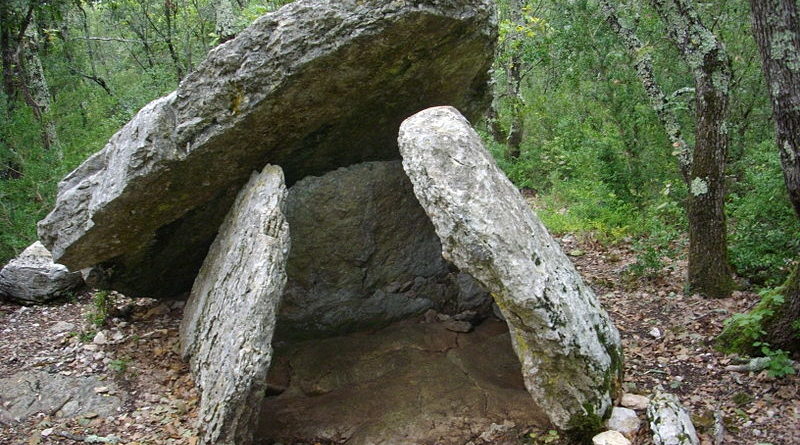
[[728, 141, 799, 286]]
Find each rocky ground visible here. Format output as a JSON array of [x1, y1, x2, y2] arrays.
[[1, 236, 799, 444]]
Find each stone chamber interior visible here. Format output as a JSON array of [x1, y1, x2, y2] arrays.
[[256, 160, 548, 444]]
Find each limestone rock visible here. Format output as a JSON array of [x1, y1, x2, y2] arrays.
[[607, 407, 640, 438], [0, 241, 83, 304], [277, 161, 490, 339], [621, 393, 651, 410], [647, 392, 700, 445], [180, 165, 290, 445], [397, 106, 623, 430], [592, 430, 631, 445], [37, 0, 496, 298], [0, 371, 123, 422]]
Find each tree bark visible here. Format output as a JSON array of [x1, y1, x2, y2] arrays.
[[598, 0, 692, 180], [748, 0, 800, 352], [0, 1, 16, 105], [214, 0, 238, 43], [601, 0, 733, 297], [19, 24, 58, 151], [648, 0, 734, 298]]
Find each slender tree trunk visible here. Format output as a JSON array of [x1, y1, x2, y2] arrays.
[[504, 0, 525, 159], [0, 2, 16, 106], [649, 0, 734, 298], [163, 0, 183, 80], [748, 0, 800, 352], [598, 0, 692, 180], [19, 25, 58, 151], [601, 0, 733, 297], [214, 0, 238, 43]]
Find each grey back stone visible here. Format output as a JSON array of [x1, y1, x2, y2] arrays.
[[277, 160, 490, 339], [397, 106, 623, 429]]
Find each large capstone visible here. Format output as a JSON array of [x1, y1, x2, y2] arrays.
[[37, 0, 496, 298], [277, 160, 490, 340], [179, 165, 290, 445], [398, 106, 623, 430]]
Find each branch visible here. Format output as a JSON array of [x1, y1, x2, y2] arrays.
[[14, 0, 39, 47], [66, 65, 113, 96], [598, 0, 693, 179], [71, 36, 146, 44]]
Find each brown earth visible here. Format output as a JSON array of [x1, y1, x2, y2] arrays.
[[1, 235, 799, 444]]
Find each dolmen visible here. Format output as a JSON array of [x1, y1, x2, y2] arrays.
[[36, 1, 623, 444]]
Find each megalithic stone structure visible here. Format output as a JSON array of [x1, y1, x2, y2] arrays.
[[37, 0, 497, 298], [180, 165, 290, 445], [398, 106, 623, 432]]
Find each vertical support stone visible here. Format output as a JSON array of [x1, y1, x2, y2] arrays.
[[398, 106, 623, 432], [180, 165, 290, 445]]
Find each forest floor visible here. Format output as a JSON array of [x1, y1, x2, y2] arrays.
[[0, 236, 799, 444]]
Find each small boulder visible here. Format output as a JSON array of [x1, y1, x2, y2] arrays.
[[592, 430, 631, 445], [648, 392, 700, 445], [0, 241, 82, 304], [621, 393, 651, 410], [607, 406, 640, 438], [48, 321, 76, 334], [0, 371, 123, 421]]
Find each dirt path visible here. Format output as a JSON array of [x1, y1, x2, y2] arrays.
[[563, 235, 800, 445]]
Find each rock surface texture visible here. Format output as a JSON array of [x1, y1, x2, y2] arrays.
[[277, 160, 490, 339], [179, 165, 290, 445], [0, 242, 83, 304], [647, 392, 700, 445], [398, 106, 623, 430], [607, 406, 641, 438], [592, 430, 632, 445], [37, 0, 496, 298], [0, 370, 124, 423]]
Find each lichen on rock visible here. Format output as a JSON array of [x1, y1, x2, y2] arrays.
[[397, 106, 623, 431]]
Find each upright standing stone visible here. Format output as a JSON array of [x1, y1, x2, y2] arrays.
[[37, 0, 496, 298], [398, 107, 623, 431], [180, 165, 290, 445]]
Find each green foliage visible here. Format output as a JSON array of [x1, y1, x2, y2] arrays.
[[728, 141, 800, 286], [86, 290, 112, 328], [109, 357, 130, 374], [526, 429, 562, 444], [753, 343, 796, 378], [715, 287, 797, 375], [718, 288, 784, 353]]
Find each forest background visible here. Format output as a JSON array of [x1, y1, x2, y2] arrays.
[[1, 0, 797, 362]]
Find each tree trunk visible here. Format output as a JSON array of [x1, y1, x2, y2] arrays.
[[214, 0, 238, 43], [163, 0, 183, 80], [649, 0, 734, 298], [0, 2, 16, 106], [19, 25, 58, 151], [748, 0, 800, 351], [598, 0, 692, 180], [485, 99, 508, 144]]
